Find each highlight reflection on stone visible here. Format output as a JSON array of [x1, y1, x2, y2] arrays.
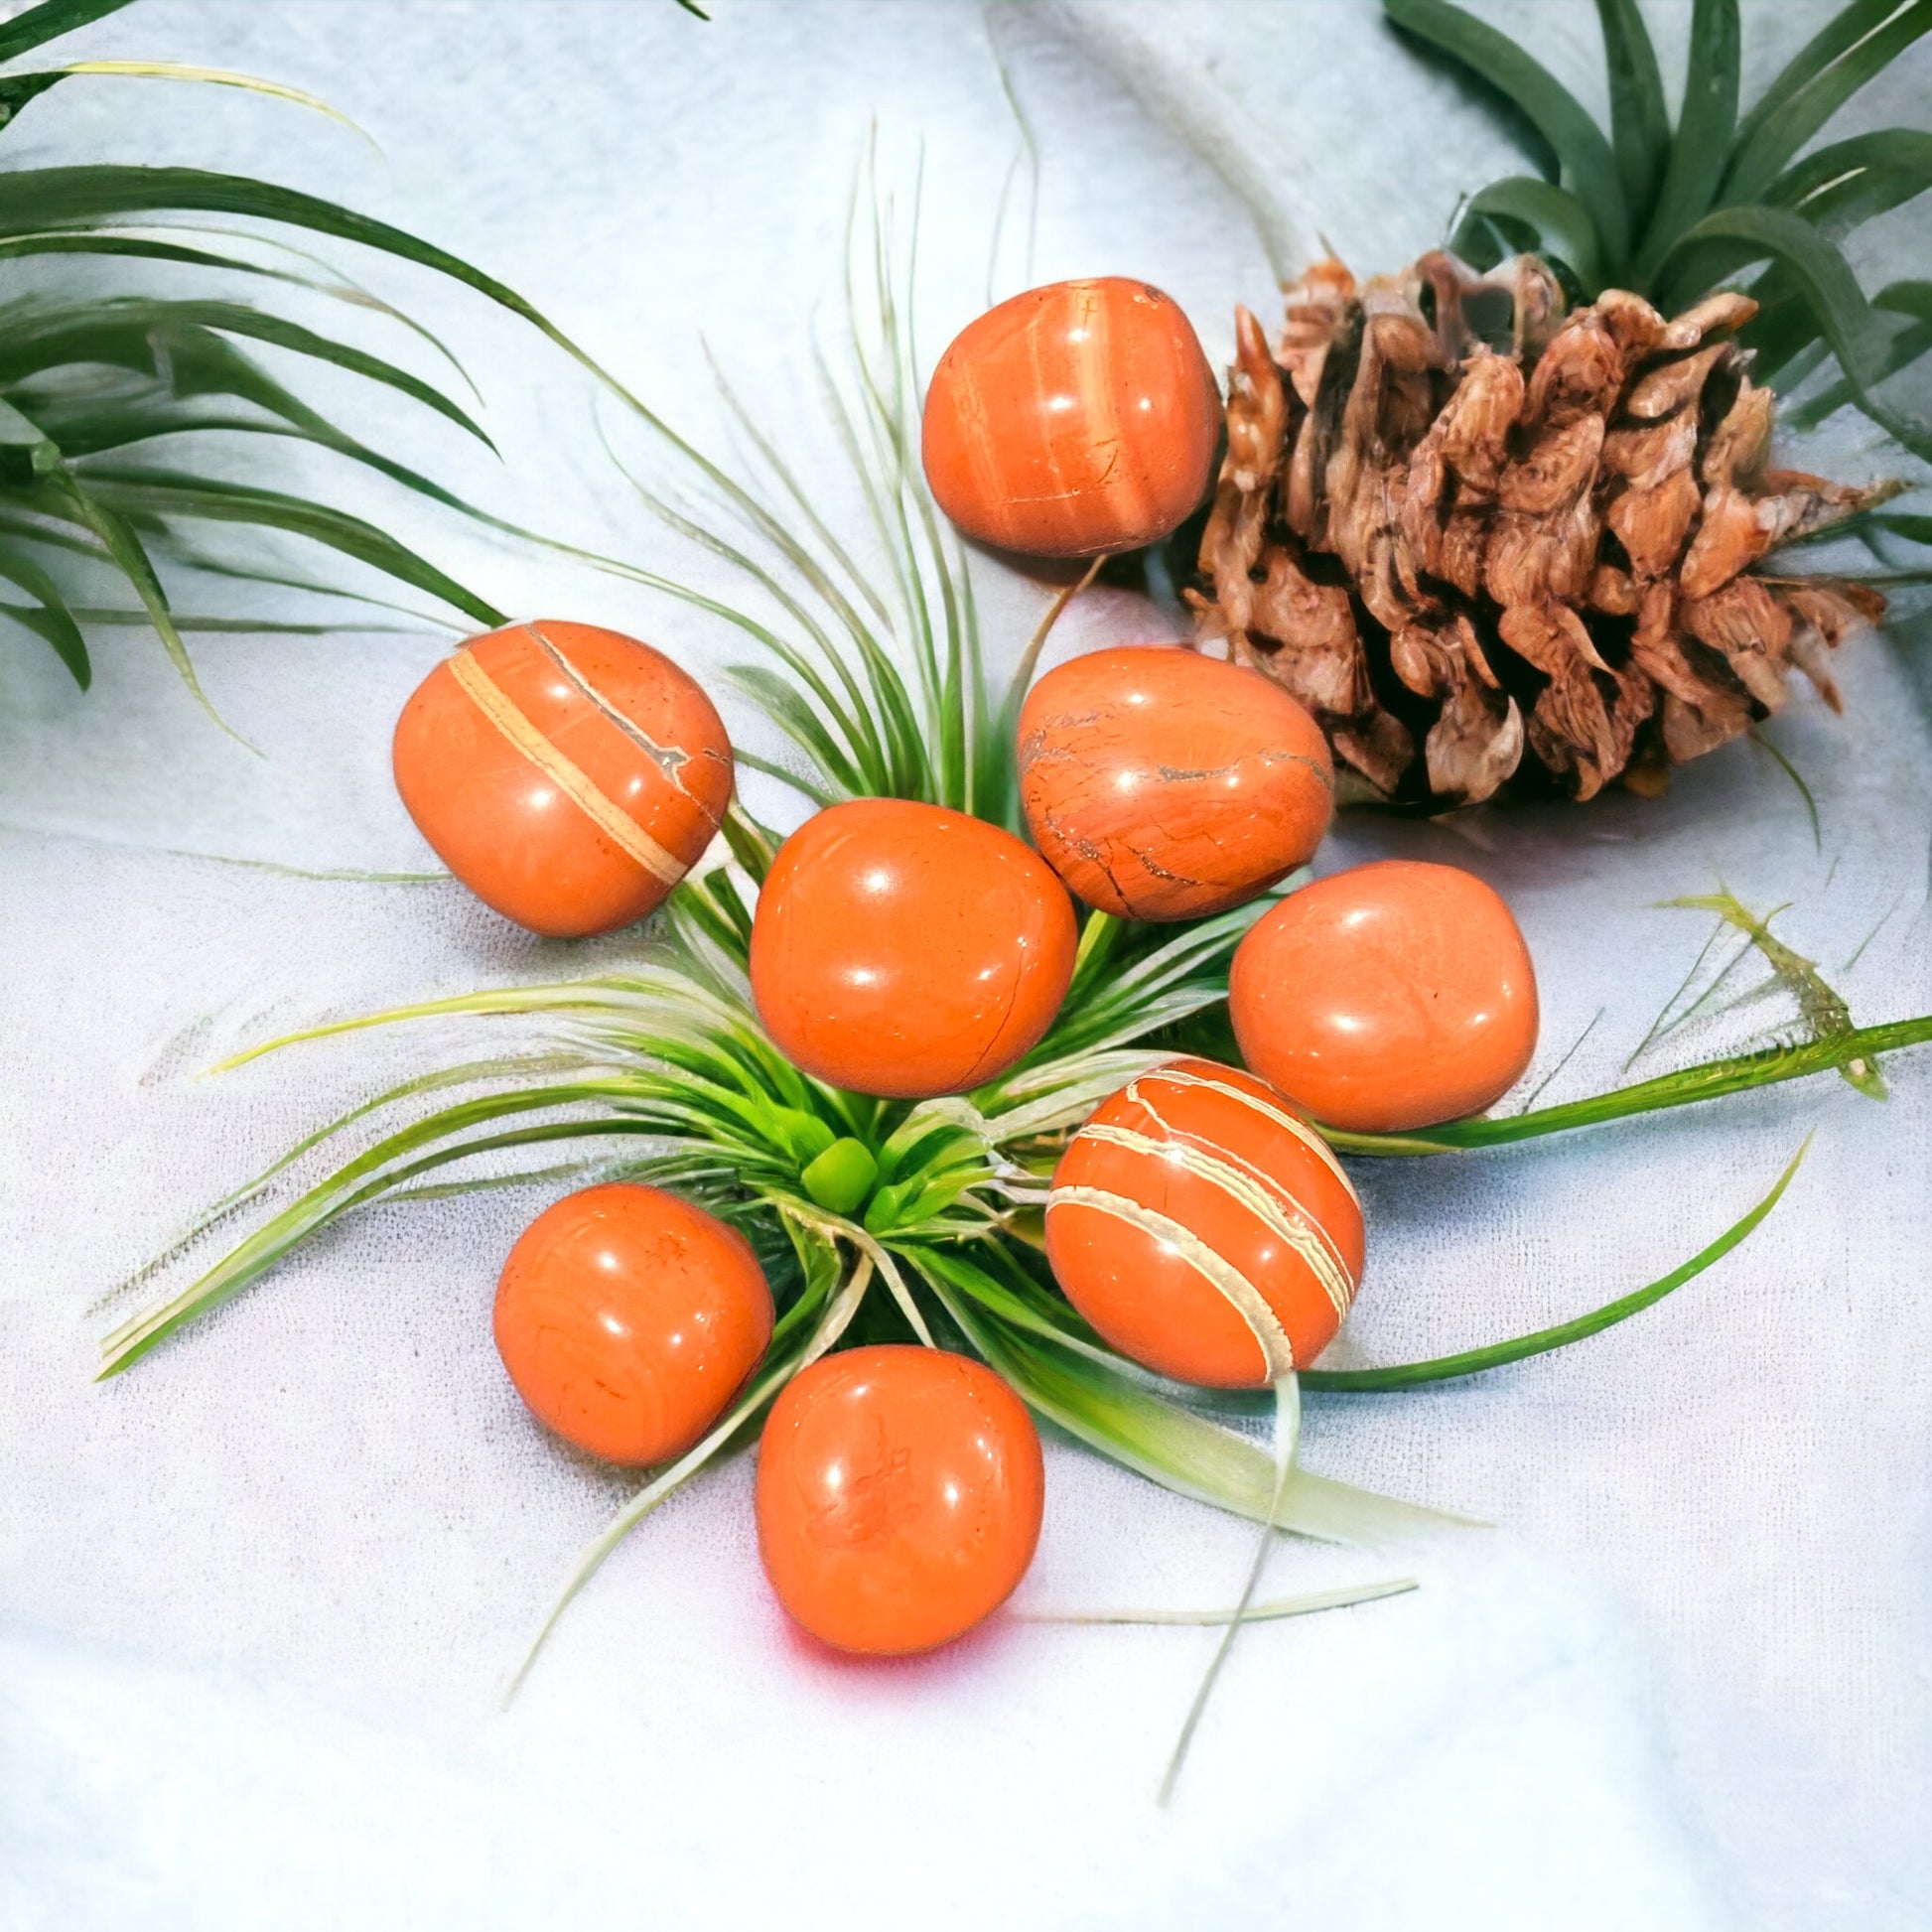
[[1231, 860, 1540, 1133]]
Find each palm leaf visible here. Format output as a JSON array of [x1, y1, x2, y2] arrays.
[[0, 0, 678, 707], [71, 469, 506, 628]]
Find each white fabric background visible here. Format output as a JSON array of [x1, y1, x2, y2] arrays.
[[2, 3, 1929, 1927]]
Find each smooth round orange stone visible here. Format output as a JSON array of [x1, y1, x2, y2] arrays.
[[749, 798, 1077, 1099], [1018, 645, 1334, 920], [756, 1345, 1044, 1655], [1230, 861, 1541, 1133], [493, 1182, 773, 1467], [922, 277, 1220, 557], [1046, 1058, 1365, 1387], [393, 620, 733, 938]]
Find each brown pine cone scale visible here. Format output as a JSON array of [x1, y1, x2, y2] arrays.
[[1187, 255, 1899, 806]]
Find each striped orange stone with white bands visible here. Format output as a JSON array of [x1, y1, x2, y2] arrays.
[[392, 619, 733, 938], [446, 647, 687, 885], [1044, 1057, 1366, 1389]]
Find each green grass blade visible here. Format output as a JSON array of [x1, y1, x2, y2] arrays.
[[0, 539, 88, 683], [0, 301, 488, 452], [1665, 890, 1886, 1096], [723, 664, 867, 797], [0, 229, 482, 397], [1322, 1012, 1932, 1155], [1594, 0, 1671, 228], [46, 62, 369, 142], [1764, 129, 1932, 240], [1748, 729, 1823, 851], [98, 1083, 662, 1375], [48, 470, 235, 733], [1158, 1374, 1299, 1805], [1016, 1579, 1419, 1627], [159, 302, 491, 446], [1302, 1143, 1805, 1390], [918, 1247, 1469, 1542], [506, 1251, 872, 1701], [73, 467, 504, 626], [1633, 0, 1740, 284], [98, 1052, 599, 1311], [0, 0, 130, 64], [0, 166, 611, 399], [1383, 0, 1629, 267], [1725, 0, 1932, 206]]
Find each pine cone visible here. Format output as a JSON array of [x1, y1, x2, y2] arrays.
[[1187, 255, 1897, 806]]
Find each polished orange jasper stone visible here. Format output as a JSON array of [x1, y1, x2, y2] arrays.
[[1046, 1057, 1364, 1388], [1018, 644, 1334, 920], [393, 620, 733, 937], [749, 797, 1078, 1099], [756, 1345, 1044, 1655], [1230, 860, 1541, 1134], [922, 277, 1220, 557], [493, 1182, 773, 1467]]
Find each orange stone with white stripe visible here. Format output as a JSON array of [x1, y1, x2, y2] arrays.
[[922, 278, 1220, 557], [1045, 1057, 1365, 1388], [393, 620, 732, 937]]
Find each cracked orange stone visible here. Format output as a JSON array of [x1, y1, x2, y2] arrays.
[[749, 798, 1078, 1099], [1230, 860, 1540, 1133], [393, 620, 733, 938], [1018, 644, 1334, 919], [1046, 1057, 1365, 1388], [922, 277, 1220, 557], [493, 1182, 773, 1467], [756, 1345, 1044, 1654]]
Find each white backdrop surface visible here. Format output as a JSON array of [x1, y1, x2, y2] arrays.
[[2, 3, 1929, 1929]]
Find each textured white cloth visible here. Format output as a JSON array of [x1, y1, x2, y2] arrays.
[[2, 3, 1929, 1928]]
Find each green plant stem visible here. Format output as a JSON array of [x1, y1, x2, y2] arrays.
[[1322, 1015, 1932, 1155], [1302, 1140, 1806, 1390]]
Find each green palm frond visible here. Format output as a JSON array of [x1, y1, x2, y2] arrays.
[[0, 0, 697, 725], [1386, 0, 1932, 460]]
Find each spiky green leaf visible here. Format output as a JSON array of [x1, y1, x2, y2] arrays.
[[1594, 0, 1671, 228], [1383, 0, 1629, 267], [1633, 0, 1740, 283], [1724, 0, 1932, 206]]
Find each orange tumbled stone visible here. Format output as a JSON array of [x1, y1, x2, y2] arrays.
[[393, 620, 733, 938], [1046, 1058, 1364, 1388], [756, 1345, 1044, 1654], [922, 277, 1219, 557], [1018, 644, 1334, 919], [749, 798, 1078, 1099], [1229, 860, 1541, 1133], [493, 1182, 773, 1467]]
